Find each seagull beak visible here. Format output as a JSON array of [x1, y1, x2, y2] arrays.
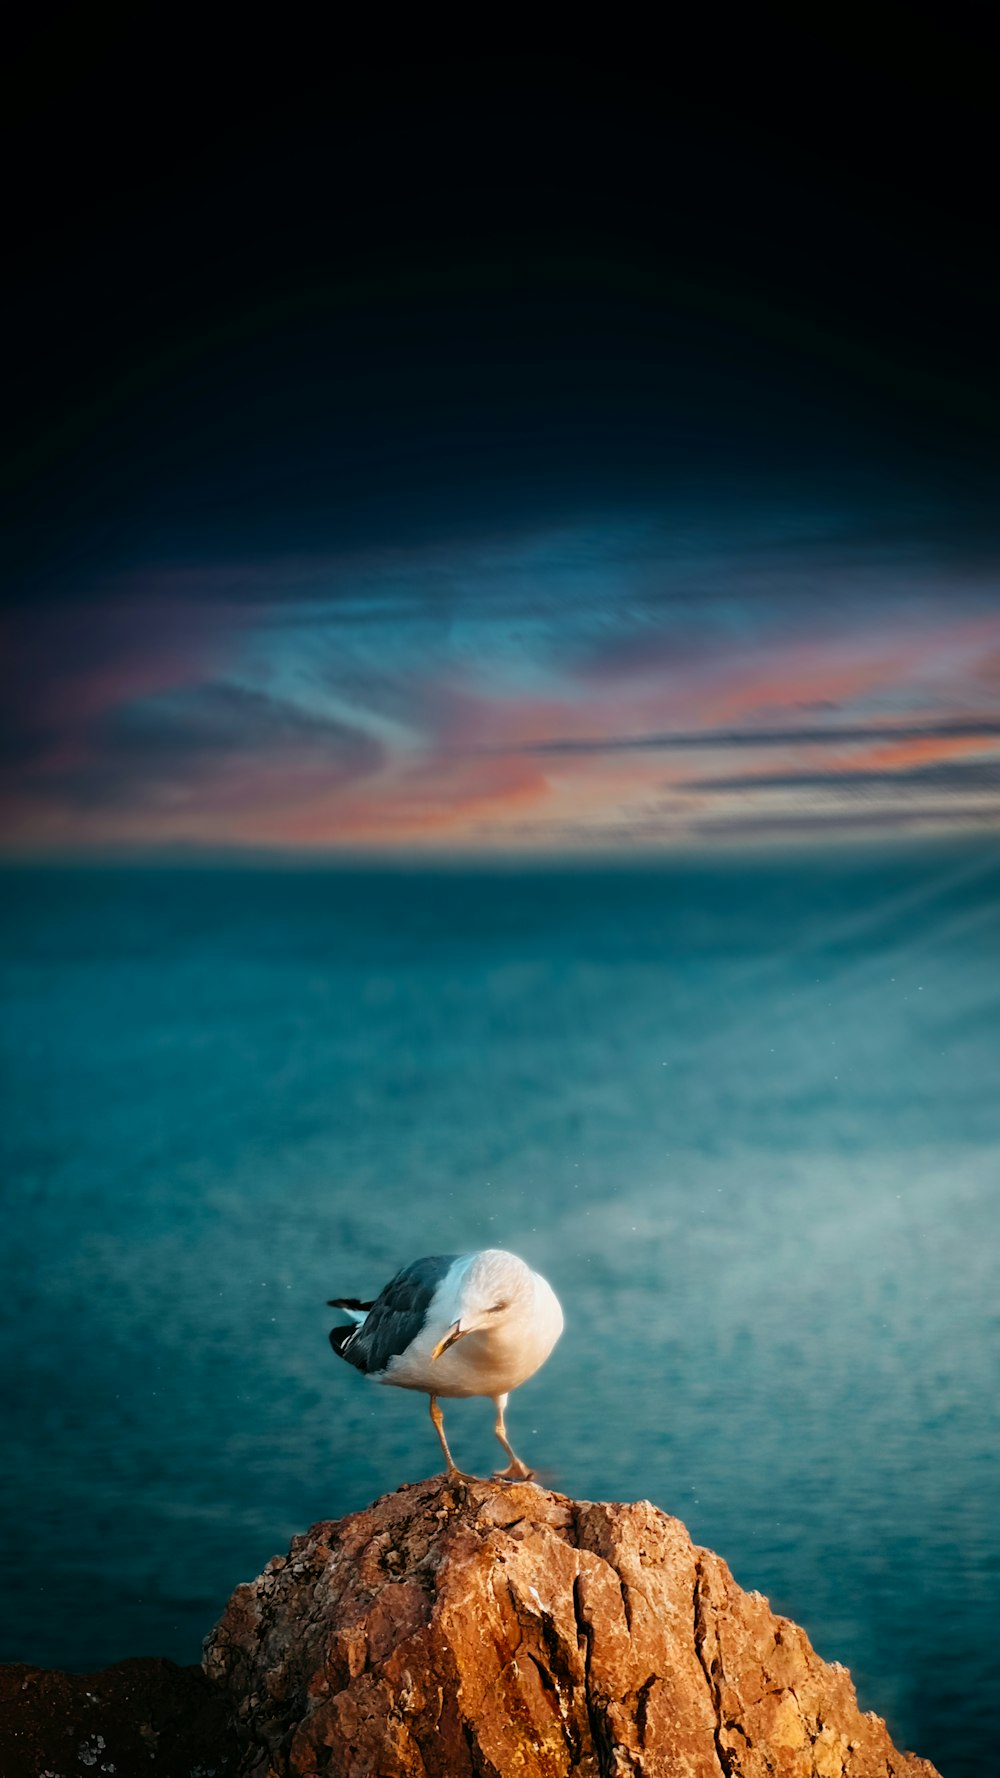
[[431, 1319, 464, 1361]]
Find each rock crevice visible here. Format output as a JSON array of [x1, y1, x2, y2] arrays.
[[203, 1476, 940, 1778], [693, 1559, 729, 1778]]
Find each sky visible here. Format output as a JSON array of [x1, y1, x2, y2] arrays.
[[3, 17, 999, 856]]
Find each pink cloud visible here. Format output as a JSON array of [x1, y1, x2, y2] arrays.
[[1, 602, 234, 728], [4, 577, 1000, 853]]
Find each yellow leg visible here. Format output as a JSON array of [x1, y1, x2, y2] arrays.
[[492, 1393, 533, 1480], [429, 1394, 474, 1479]]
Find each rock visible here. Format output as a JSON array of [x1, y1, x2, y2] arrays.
[[203, 1476, 940, 1778], [0, 1656, 239, 1778]]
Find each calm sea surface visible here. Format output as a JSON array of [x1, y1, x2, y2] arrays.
[[1, 851, 997, 1775]]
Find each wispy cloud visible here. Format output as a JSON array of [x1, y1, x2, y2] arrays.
[[692, 760, 1000, 796], [3, 505, 999, 853], [0, 683, 384, 846], [690, 806, 1000, 839], [513, 719, 1000, 757]]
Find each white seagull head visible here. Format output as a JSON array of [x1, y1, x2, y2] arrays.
[[430, 1249, 537, 1358]]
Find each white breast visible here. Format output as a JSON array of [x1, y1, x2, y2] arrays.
[[383, 1266, 563, 1400]]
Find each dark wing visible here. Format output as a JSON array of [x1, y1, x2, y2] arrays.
[[330, 1254, 458, 1376]]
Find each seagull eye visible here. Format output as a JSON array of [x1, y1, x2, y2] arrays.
[[490, 1300, 509, 1313]]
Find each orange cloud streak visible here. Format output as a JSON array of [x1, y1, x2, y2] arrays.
[[847, 732, 999, 771]]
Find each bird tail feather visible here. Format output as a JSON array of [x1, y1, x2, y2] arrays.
[[327, 1297, 373, 1323]]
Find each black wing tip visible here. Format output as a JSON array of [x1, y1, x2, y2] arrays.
[[329, 1324, 357, 1357], [326, 1296, 375, 1309]]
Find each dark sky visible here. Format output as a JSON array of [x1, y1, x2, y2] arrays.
[[4, 15, 999, 852]]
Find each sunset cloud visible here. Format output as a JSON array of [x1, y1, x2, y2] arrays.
[[3, 511, 999, 854], [516, 719, 1000, 756]]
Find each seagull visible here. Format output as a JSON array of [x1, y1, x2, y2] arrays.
[[328, 1249, 563, 1480]]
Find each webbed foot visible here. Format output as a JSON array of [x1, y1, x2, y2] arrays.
[[492, 1459, 534, 1481]]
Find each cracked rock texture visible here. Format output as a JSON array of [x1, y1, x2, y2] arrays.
[[204, 1477, 939, 1778]]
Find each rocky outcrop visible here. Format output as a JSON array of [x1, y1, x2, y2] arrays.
[[0, 1656, 239, 1778], [204, 1475, 940, 1778]]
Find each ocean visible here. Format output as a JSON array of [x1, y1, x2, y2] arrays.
[[1, 849, 997, 1775]]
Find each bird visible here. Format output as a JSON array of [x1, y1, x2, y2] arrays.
[[328, 1249, 563, 1480]]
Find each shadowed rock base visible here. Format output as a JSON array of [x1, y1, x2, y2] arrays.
[[204, 1476, 940, 1778], [0, 1656, 239, 1778]]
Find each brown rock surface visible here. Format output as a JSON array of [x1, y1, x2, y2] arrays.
[[0, 1655, 239, 1778], [204, 1476, 940, 1778]]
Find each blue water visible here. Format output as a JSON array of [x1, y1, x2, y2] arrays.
[[1, 852, 997, 1775]]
